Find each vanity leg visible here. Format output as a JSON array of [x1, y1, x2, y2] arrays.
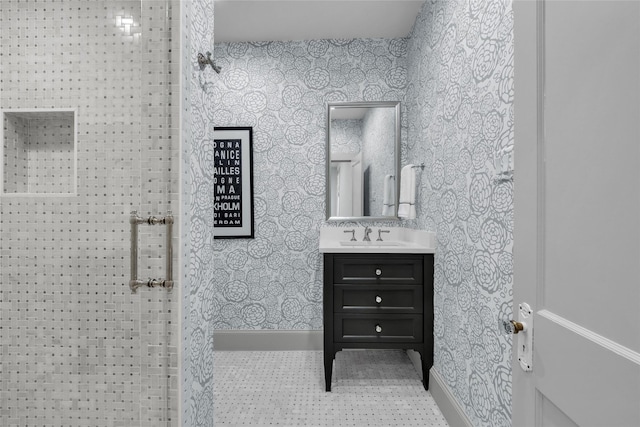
[[419, 351, 430, 390], [324, 350, 334, 392]]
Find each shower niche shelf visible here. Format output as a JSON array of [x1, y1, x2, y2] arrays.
[[1, 109, 77, 196]]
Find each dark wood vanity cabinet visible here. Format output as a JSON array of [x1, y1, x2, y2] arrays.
[[323, 253, 434, 392]]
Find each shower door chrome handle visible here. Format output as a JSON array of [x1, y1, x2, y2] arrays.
[[129, 211, 174, 293]]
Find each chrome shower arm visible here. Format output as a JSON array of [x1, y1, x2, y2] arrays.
[[197, 51, 221, 73]]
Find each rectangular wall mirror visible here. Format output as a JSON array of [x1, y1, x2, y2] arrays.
[[326, 101, 401, 221]]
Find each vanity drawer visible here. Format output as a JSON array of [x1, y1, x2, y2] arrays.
[[334, 314, 423, 343], [334, 285, 423, 314], [332, 255, 423, 285]]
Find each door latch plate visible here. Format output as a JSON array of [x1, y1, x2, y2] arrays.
[[517, 302, 533, 372]]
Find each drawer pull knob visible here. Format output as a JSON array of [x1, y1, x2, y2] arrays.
[[375, 296, 382, 304], [375, 268, 382, 276], [375, 324, 382, 333]]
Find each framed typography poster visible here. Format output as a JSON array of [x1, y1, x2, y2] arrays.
[[213, 127, 254, 238]]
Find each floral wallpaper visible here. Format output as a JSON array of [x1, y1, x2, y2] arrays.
[[404, 0, 515, 426], [210, 38, 408, 330], [330, 119, 363, 155]]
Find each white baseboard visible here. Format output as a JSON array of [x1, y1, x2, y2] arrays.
[[405, 350, 472, 427], [405, 350, 473, 427], [213, 330, 323, 351], [428, 367, 474, 427]]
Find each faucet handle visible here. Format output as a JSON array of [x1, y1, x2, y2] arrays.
[[343, 229, 356, 241], [377, 229, 391, 241]]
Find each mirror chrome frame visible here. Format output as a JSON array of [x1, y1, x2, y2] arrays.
[[325, 101, 401, 222]]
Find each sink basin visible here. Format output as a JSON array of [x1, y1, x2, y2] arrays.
[[319, 226, 435, 254], [339, 241, 402, 247]]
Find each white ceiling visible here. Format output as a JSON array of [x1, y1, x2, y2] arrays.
[[214, 0, 424, 44]]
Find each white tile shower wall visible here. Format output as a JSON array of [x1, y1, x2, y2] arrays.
[[187, 0, 216, 425], [26, 117, 75, 193], [0, 1, 180, 425], [2, 114, 29, 193], [211, 38, 407, 330], [180, 0, 194, 424], [404, 1, 514, 426], [138, 1, 181, 425]]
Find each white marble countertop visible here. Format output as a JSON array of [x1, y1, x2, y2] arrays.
[[319, 226, 436, 254]]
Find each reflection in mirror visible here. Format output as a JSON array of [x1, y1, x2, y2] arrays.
[[326, 101, 400, 221]]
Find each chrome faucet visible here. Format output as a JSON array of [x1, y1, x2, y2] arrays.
[[343, 229, 356, 241], [377, 229, 390, 241], [363, 226, 372, 242]]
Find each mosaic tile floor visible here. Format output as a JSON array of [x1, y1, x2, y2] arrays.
[[213, 350, 449, 426]]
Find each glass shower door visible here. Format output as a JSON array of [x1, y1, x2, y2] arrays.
[[0, 1, 180, 425]]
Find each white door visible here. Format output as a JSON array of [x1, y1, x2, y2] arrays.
[[351, 153, 363, 216], [513, 1, 640, 426], [337, 162, 354, 217]]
